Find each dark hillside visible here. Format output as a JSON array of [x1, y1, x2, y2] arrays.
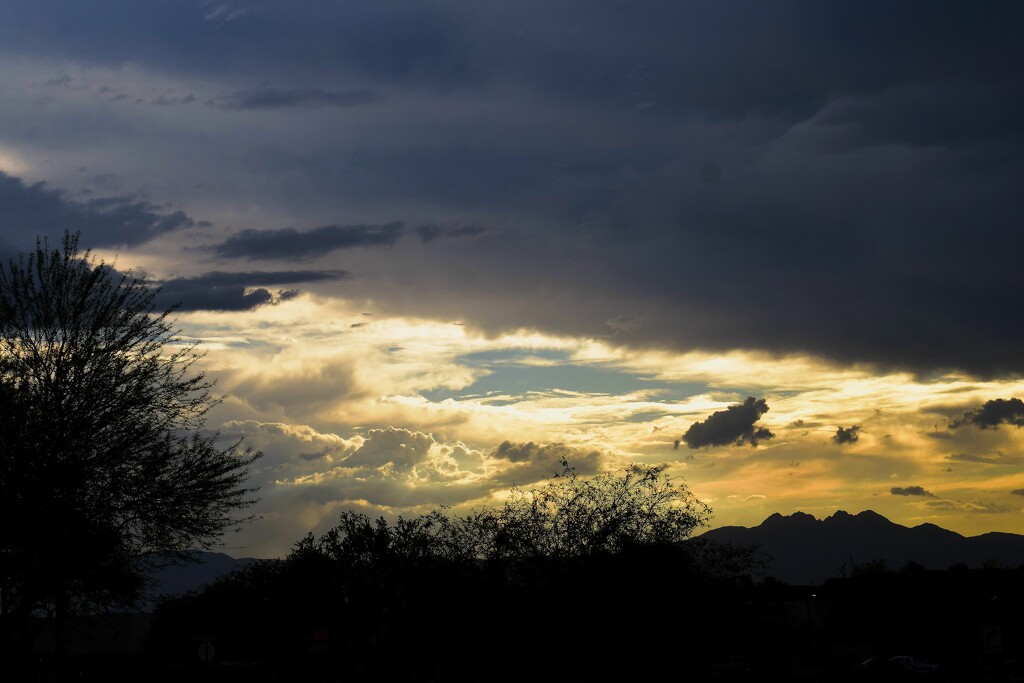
[[699, 510, 1024, 585]]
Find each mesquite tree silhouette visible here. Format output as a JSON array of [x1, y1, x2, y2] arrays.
[[150, 460, 754, 680], [0, 232, 259, 672]]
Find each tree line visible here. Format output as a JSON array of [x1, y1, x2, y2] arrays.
[[149, 462, 762, 681]]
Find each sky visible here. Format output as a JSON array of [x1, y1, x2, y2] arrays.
[[1, 1, 1024, 559]]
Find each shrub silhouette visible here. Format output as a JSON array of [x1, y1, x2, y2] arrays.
[[151, 460, 760, 680]]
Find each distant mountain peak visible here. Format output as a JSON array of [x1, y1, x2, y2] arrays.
[[759, 510, 817, 528], [700, 510, 1024, 585], [823, 509, 896, 529]]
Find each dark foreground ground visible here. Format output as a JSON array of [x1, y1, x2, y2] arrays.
[[14, 564, 1024, 682]]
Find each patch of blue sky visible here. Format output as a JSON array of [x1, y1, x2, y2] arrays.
[[623, 409, 675, 424], [420, 349, 717, 403]]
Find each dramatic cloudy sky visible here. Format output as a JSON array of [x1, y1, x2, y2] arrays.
[[2, 1, 1024, 558]]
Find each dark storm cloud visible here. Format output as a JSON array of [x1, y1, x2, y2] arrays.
[[156, 270, 347, 311], [813, 81, 1024, 150], [212, 86, 383, 110], [0, 0, 479, 86], [493, 440, 549, 463], [950, 398, 1024, 430], [682, 397, 774, 449], [210, 224, 404, 261], [415, 225, 443, 244], [890, 486, 934, 498], [5, 1, 1019, 125], [0, 172, 195, 249], [832, 425, 861, 445], [492, 441, 604, 472], [415, 224, 487, 244], [490, 441, 605, 483], [3, 2, 1024, 374]]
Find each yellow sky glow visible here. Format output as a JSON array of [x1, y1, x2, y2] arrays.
[[160, 294, 1024, 556]]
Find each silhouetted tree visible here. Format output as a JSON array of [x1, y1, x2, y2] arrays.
[[459, 458, 711, 562], [451, 460, 720, 679], [150, 460, 727, 679], [0, 232, 259, 668]]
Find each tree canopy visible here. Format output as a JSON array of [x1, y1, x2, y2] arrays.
[[457, 458, 712, 562], [0, 232, 259, 653], [287, 458, 714, 577], [149, 459, 748, 679]]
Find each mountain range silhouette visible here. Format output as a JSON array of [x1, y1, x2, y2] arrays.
[[699, 509, 1024, 586], [141, 550, 260, 610], [143, 510, 1024, 606]]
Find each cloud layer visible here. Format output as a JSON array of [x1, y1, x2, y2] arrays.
[[156, 270, 348, 311], [211, 224, 404, 261], [0, 172, 197, 255], [2, 2, 1024, 557], [0, 2, 1021, 374]]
